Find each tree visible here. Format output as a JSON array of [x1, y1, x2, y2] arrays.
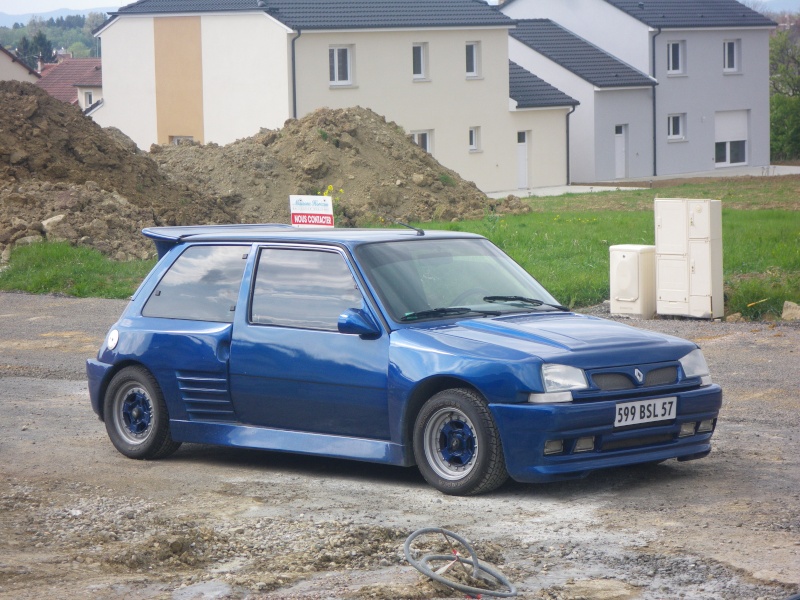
[[83, 12, 107, 37], [770, 28, 800, 159], [26, 16, 44, 37], [770, 29, 800, 97], [771, 94, 800, 160], [15, 35, 34, 67], [31, 30, 55, 63], [67, 41, 90, 58]]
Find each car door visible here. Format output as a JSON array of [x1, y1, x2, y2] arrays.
[[137, 244, 249, 422], [228, 245, 391, 440]]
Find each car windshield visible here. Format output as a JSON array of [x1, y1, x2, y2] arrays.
[[356, 237, 561, 322]]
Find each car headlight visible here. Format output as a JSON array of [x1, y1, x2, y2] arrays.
[[679, 349, 712, 386], [529, 364, 588, 403]]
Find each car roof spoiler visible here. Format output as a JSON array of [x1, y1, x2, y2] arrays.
[[142, 224, 294, 259]]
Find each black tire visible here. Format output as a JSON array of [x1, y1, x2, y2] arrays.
[[413, 388, 508, 496], [104, 365, 181, 460]]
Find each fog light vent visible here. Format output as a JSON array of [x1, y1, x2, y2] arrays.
[[679, 422, 697, 437], [574, 436, 595, 453], [697, 419, 714, 433], [544, 440, 564, 455]]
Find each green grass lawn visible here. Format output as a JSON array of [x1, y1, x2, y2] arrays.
[[1, 176, 798, 319], [0, 242, 154, 299]]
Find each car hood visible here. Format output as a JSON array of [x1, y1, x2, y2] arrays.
[[418, 312, 695, 367]]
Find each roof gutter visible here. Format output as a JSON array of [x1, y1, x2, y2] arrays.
[[291, 28, 302, 119], [566, 105, 576, 185], [651, 27, 661, 177]]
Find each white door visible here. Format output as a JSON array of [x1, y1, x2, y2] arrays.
[[517, 131, 528, 189], [614, 125, 627, 178]]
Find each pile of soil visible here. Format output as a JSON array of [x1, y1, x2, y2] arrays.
[[0, 81, 237, 260], [153, 106, 525, 227], [1, 82, 520, 262]]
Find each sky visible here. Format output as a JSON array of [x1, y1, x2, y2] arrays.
[[1, 1, 121, 15]]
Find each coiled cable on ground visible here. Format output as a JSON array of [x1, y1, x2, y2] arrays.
[[404, 527, 517, 598]]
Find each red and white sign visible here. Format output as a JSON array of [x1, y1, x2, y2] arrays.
[[289, 195, 334, 228]]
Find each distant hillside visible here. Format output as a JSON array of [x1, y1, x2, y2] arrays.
[[0, 7, 118, 28]]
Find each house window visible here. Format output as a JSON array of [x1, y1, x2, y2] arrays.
[[84, 91, 93, 106], [715, 140, 746, 165], [169, 135, 194, 145], [468, 127, 481, 151], [329, 46, 352, 85], [466, 42, 481, 77], [723, 40, 740, 73], [411, 130, 433, 153], [667, 41, 685, 74], [667, 114, 686, 140], [412, 43, 428, 80]]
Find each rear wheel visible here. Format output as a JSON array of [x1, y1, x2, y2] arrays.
[[413, 388, 508, 495], [104, 366, 181, 460]]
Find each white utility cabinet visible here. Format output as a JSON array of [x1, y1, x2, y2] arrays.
[[609, 244, 656, 319], [654, 198, 723, 319]]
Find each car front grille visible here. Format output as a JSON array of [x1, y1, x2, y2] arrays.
[[591, 366, 678, 391], [593, 373, 635, 390], [645, 366, 678, 386]]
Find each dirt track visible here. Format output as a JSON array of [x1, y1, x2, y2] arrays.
[[0, 292, 798, 600]]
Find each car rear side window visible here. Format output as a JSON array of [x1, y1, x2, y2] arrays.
[[250, 248, 363, 331], [142, 245, 248, 322]]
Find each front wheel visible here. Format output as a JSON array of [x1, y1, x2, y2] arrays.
[[104, 366, 181, 460], [413, 388, 508, 495]]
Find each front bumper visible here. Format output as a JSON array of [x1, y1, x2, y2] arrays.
[[490, 384, 722, 483]]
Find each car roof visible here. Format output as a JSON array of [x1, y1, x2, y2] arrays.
[[143, 224, 485, 257]]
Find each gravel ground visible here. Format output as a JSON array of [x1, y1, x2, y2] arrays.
[[0, 292, 798, 600]]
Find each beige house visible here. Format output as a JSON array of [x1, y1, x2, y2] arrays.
[[0, 45, 40, 83], [92, 0, 578, 193]]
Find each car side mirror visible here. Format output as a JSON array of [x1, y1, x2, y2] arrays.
[[338, 308, 381, 338]]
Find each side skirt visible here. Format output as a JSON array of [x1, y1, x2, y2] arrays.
[[170, 420, 411, 466]]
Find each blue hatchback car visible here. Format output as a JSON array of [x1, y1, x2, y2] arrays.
[[87, 225, 721, 495]]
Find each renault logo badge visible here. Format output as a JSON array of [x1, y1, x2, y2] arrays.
[[634, 368, 644, 383]]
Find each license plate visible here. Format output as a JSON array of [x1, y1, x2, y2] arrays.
[[614, 397, 677, 427]]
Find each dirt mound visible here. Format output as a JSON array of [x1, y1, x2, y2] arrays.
[[1, 84, 522, 262], [0, 81, 236, 260], [154, 106, 525, 226]]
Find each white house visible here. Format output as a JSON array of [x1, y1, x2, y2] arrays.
[[92, 0, 579, 193], [509, 19, 656, 182], [502, 0, 776, 178]]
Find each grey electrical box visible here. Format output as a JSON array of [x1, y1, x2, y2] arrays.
[[654, 198, 723, 319]]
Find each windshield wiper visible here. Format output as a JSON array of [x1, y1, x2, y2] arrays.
[[401, 307, 501, 322], [483, 295, 570, 312]]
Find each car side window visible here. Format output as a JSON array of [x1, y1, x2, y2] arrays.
[[250, 248, 363, 331], [142, 245, 248, 323]]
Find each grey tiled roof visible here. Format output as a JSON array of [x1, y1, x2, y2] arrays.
[[509, 61, 578, 108], [500, 0, 774, 28], [115, 0, 515, 29], [511, 20, 654, 88], [600, 0, 774, 29]]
